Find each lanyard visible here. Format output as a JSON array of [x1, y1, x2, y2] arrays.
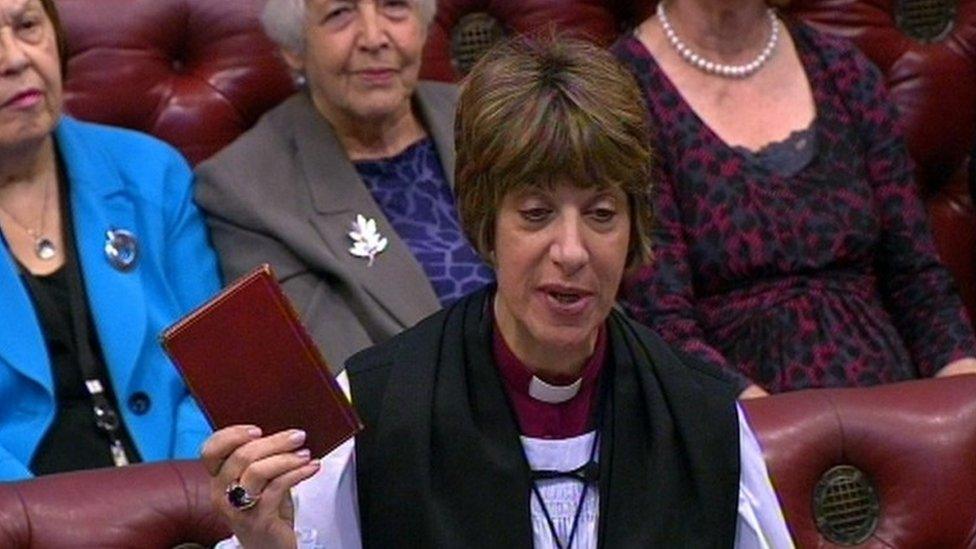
[[529, 431, 600, 549], [526, 366, 610, 548], [62, 219, 130, 468], [84, 379, 130, 467]]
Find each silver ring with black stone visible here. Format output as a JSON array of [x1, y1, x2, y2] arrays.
[[226, 481, 260, 511]]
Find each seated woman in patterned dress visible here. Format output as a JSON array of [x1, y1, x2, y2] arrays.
[[195, 0, 492, 370], [612, 0, 976, 396]]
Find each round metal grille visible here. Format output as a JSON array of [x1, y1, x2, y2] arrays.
[[451, 13, 507, 75], [896, 0, 956, 42], [813, 465, 880, 545]]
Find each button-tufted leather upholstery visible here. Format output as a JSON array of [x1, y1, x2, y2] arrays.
[[743, 375, 976, 547], [420, 0, 631, 80], [58, 0, 296, 165]]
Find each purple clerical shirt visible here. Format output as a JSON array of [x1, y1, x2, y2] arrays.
[[492, 322, 607, 439]]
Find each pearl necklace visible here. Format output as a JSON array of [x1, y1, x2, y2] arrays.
[[657, 1, 780, 79]]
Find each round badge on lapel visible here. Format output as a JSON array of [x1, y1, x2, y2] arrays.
[[104, 229, 139, 271]]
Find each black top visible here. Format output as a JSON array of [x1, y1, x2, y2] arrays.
[[20, 169, 140, 476]]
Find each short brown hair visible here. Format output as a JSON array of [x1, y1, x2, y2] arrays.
[[454, 35, 654, 270], [39, 0, 68, 77]]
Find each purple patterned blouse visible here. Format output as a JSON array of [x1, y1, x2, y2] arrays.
[[355, 138, 494, 306], [612, 23, 976, 392]]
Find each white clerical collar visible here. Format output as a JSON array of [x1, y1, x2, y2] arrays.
[[528, 375, 583, 404]]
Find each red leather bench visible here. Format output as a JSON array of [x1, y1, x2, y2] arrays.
[[1, 376, 973, 547]]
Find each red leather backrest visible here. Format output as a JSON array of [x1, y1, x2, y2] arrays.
[[421, 0, 629, 81], [58, 0, 295, 165], [742, 376, 976, 547], [0, 460, 228, 547]]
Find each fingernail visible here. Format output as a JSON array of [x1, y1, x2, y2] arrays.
[[308, 459, 321, 469], [295, 448, 311, 459], [246, 426, 262, 438], [288, 430, 306, 444]]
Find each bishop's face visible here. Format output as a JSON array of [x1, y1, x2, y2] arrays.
[[492, 182, 631, 365]]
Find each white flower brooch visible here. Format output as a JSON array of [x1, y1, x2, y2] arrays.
[[348, 214, 388, 267]]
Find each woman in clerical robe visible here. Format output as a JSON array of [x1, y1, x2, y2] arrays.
[[201, 36, 795, 549]]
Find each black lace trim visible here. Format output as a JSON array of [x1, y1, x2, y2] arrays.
[[735, 124, 817, 177]]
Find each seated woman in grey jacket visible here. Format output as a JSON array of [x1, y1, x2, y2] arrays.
[[195, 0, 493, 369]]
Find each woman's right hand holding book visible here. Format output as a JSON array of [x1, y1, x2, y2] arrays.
[[202, 425, 322, 548]]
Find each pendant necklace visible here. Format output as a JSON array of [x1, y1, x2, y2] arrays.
[[0, 177, 58, 260]]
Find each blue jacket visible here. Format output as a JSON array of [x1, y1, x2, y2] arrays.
[[0, 117, 220, 480]]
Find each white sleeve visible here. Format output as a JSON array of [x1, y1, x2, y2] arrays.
[[216, 371, 363, 549], [734, 404, 795, 549]]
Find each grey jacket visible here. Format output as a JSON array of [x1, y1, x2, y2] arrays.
[[195, 82, 457, 371]]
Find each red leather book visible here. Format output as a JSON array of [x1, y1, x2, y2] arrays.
[[161, 264, 363, 458]]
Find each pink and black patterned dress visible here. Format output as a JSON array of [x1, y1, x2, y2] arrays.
[[612, 22, 976, 392]]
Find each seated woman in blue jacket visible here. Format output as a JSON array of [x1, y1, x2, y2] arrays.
[[0, 0, 219, 480]]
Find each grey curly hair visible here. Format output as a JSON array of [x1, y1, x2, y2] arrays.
[[261, 0, 437, 53]]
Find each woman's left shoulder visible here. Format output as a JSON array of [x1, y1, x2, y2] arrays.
[[58, 116, 186, 166], [786, 18, 881, 78], [57, 116, 193, 201]]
